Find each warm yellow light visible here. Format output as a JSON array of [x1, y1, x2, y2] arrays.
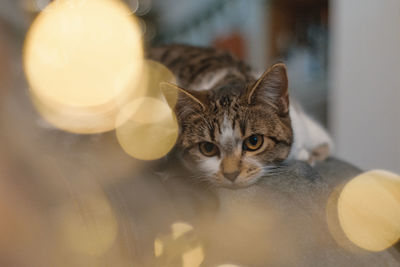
[[171, 222, 194, 240], [182, 246, 204, 267], [154, 222, 195, 258], [24, 0, 143, 133], [216, 265, 242, 267], [173, 222, 204, 267], [116, 97, 178, 160], [154, 222, 204, 267], [154, 238, 163, 257], [130, 59, 177, 102], [337, 170, 400, 251], [56, 193, 118, 256], [31, 92, 120, 134]]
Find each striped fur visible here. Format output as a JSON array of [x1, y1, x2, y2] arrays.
[[149, 45, 329, 188]]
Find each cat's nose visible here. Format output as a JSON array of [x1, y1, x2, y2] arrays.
[[223, 171, 239, 182]]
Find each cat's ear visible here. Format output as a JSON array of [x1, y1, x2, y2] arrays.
[[247, 63, 289, 114], [160, 82, 206, 111]]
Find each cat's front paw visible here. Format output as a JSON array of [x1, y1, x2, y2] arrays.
[[308, 143, 330, 166]]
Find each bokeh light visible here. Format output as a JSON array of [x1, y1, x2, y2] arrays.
[[126, 0, 140, 14], [55, 191, 118, 256], [116, 97, 178, 160], [133, 59, 177, 101], [154, 222, 204, 267], [24, 0, 144, 133], [337, 170, 400, 251], [171, 222, 194, 240], [171, 222, 204, 267], [154, 238, 164, 257], [182, 245, 204, 267], [325, 182, 359, 253]]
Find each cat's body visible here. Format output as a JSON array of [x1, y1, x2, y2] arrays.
[[149, 44, 332, 188]]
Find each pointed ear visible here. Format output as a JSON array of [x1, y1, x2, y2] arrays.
[[247, 63, 289, 114], [160, 82, 206, 111]]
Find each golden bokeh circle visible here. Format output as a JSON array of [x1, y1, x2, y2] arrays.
[[337, 170, 400, 251], [31, 92, 121, 133], [130, 59, 177, 101], [24, 0, 144, 133], [116, 97, 178, 160]]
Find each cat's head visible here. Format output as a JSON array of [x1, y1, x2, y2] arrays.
[[164, 63, 293, 188]]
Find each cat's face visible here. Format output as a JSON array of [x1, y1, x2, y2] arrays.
[[170, 63, 293, 188]]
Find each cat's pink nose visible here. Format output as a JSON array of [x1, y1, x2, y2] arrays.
[[223, 171, 239, 182]]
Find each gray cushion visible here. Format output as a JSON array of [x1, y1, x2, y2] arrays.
[[108, 158, 400, 266]]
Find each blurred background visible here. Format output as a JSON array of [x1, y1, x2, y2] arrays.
[[1, 0, 398, 172], [0, 0, 399, 266]]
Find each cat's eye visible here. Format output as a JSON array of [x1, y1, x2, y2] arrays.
[[243, 135, 264, 151], [199, 142, 219, 157]]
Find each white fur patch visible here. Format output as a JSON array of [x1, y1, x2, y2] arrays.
[[288, 102, 333, 161], [192, 69, 229, 91], [199, 157, 221, 174], [220, 115, 235, 147]]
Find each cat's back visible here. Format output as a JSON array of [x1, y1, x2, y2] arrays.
[[148, 44, 251, 89]]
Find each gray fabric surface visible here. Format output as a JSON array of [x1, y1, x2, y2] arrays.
[[108, 158, 400, 266], [206, 159, 400, 266]]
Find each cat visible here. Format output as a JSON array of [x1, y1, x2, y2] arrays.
[[149, 44, 332, 189]]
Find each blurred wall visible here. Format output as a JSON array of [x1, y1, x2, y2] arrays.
[[329, 0, 400, 173], [153, 0, 269, 71]]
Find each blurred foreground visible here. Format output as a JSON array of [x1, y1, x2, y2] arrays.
[[0, 1, 400, 266]]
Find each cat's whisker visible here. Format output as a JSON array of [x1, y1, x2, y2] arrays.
[[149, 44, 332, 189], [261, 165, 292, 177], [189, 173, 212, 185]]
